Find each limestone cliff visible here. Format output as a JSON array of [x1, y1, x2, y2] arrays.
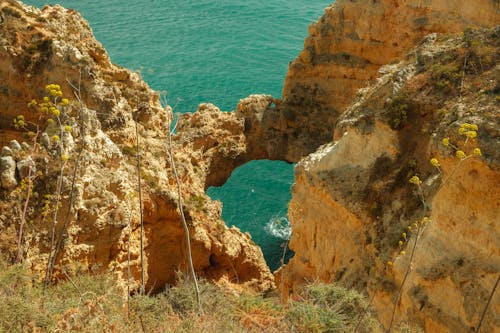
[[0, 0, 274, 292], [280, 28, 500, 332], [1, 0, 499, 331], [279, 0, 499, 161]]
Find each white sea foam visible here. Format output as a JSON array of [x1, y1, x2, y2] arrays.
[[265, 216, 292, 240]]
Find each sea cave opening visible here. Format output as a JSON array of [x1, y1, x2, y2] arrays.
[[206, 160, 295, 271]]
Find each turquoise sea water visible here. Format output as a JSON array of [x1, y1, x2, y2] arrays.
[[24, 0, 331, 270]]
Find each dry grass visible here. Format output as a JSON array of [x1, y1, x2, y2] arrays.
[[0, 257, 391, 332]]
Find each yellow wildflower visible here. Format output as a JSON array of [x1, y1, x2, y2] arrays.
[[402, 232, 407, 239], [45, 84, 61, 92], [400, 251, 406, 256], [473, 148, 482, 157], [51, 108, 60, 117], [387, 261, 393, 266], [64, 125, 72, 132], [465, 131, 477, 139], [430, 158, 440, 167], [61, 154, 69, 161], [43, 96, 50, 102], [47, 118, 55, 125], [60, 98, 69, 105], [409, 175, 422, 185], [456, 150, 466, 159], [398, 240, 403, 246], [51, 135, 60, 142], [442, 138, 450, 147]]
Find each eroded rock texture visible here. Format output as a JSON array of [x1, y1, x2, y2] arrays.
[[280, 28, 500, 332], [279, 0, 499, 161], [1, 0, 499, 331], [0, 0, 274, 292]]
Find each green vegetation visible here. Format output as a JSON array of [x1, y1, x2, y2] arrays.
[[386, 92, 410, 130], [386, 122, 489, 332], [121, 144, 137, 156], [12, 84, 77, 277], [187, 194, 206, 211], [429, 62, 461, 92], [0, 257, 384, 332]]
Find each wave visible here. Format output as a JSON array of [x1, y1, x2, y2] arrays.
[[265, 215, 292, 240]]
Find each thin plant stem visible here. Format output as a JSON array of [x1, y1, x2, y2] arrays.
[[16, 118, 41, 263], [387, 153, 475, 331], [165, 107, 202, 314], [387, 223, 424, 332], [280, 239, 289, 303], [134, 118, 145, 295], [45, 114, 66, 285], [475, 274, 500, 333], [440, 156, 473, 189], [63, 269, 82, 297], [126, 199, 133, 319], [353, 293, 376, 333], [50, 76, 86, 272], [387, 182, 428, 332]]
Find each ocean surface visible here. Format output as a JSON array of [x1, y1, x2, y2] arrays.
[[25, 0, 332, 270]]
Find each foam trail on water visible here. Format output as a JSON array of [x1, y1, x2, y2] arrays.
[[265, 215, 292, 240]]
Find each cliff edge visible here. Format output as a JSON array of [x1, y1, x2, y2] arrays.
[[279, 0, 499, 161], [280, 27, 499, 332], [0, 0, 274, 292]]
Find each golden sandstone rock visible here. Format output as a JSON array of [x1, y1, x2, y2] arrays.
[[280, 0, 499, 161], [280, 25, 499, 332], [0, 0, 499, 331], [0, 0, 274, 292]]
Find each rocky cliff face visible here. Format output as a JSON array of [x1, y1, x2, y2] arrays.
[[1, 0, 499, 331], [279, 0, 499, 161], [0, 0, 274, 292], [280, 27, 500, 332]]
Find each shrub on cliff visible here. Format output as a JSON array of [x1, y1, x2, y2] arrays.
[[0, 256, 386, 332]]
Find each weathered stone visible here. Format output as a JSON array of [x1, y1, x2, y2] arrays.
[[9, 140, 21, 151], [40, 133, 51, 150], [16, 156, 35, 179], [1, 146, 13, 157], [21, 142, 30, 150], [279, 0, 499, 161], [0, 156, 17, 189]]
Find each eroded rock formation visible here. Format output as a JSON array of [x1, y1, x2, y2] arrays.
[[1, 0, 499, 331], [279, 0, 499, 161], [280, 28, 500, 332], [0, 0, 274, 292]]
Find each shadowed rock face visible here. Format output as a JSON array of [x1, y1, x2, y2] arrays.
[[278, 0, 499, 161], [280, 28, 500, 332]]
